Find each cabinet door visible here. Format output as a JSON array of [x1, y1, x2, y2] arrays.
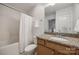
[[37, 45, 54, 55], [46, 41, 76, 55]]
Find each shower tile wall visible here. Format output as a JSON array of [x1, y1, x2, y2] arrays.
[[0, 4, 20, 47]]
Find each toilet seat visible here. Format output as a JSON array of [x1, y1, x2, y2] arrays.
[[25, 44, 37, 52]]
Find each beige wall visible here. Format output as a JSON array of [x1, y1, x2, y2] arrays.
[[0, 4, 20, 47], [31, 5, 45, 36]]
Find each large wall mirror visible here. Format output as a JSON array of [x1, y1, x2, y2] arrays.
[[45, 3, 79, 34]]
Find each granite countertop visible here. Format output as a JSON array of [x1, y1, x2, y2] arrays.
[[37, 34, 79, 48]]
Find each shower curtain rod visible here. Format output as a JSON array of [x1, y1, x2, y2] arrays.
[[0, 3, 23, 13], [0, 3, 33, 16]]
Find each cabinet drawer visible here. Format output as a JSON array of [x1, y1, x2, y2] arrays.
[[46, 41, 76, 54], [37, 45, 54, 55], [37, 38, 45, 45]]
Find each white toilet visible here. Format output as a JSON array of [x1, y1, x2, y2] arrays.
[[24, 44, 37, 55], [24, 37, 37, 55]]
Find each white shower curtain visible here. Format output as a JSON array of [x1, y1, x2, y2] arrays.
[[19, 13, 33, 53]]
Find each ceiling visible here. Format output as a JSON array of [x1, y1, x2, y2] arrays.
[[45, 3, 73, 16], [3, 3, 73, 16], [3, 3, 42, 16]]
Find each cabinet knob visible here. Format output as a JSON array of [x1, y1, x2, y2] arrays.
[[66, 48, 76, 51], [66, 48, 71, 50]]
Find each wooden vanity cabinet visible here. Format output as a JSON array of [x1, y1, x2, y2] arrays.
[[37, 37, 79, 55], [37, 45, 54, 55], [46, 41, 76, 55], [37, 38, 54, 55]]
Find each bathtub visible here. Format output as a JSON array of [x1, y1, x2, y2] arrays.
[[0, 42, 19, 55]]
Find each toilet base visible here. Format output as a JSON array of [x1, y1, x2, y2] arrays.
[[24, 49, 35, 55], [24, 44, 37, 55]]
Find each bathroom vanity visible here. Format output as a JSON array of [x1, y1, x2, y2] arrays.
[[36, 34, 79, 55]]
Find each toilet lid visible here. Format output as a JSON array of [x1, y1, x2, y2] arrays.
[[25, 44, 37, 52]]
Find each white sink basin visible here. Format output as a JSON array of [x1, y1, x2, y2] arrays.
[[50, 37, 68, 41]]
